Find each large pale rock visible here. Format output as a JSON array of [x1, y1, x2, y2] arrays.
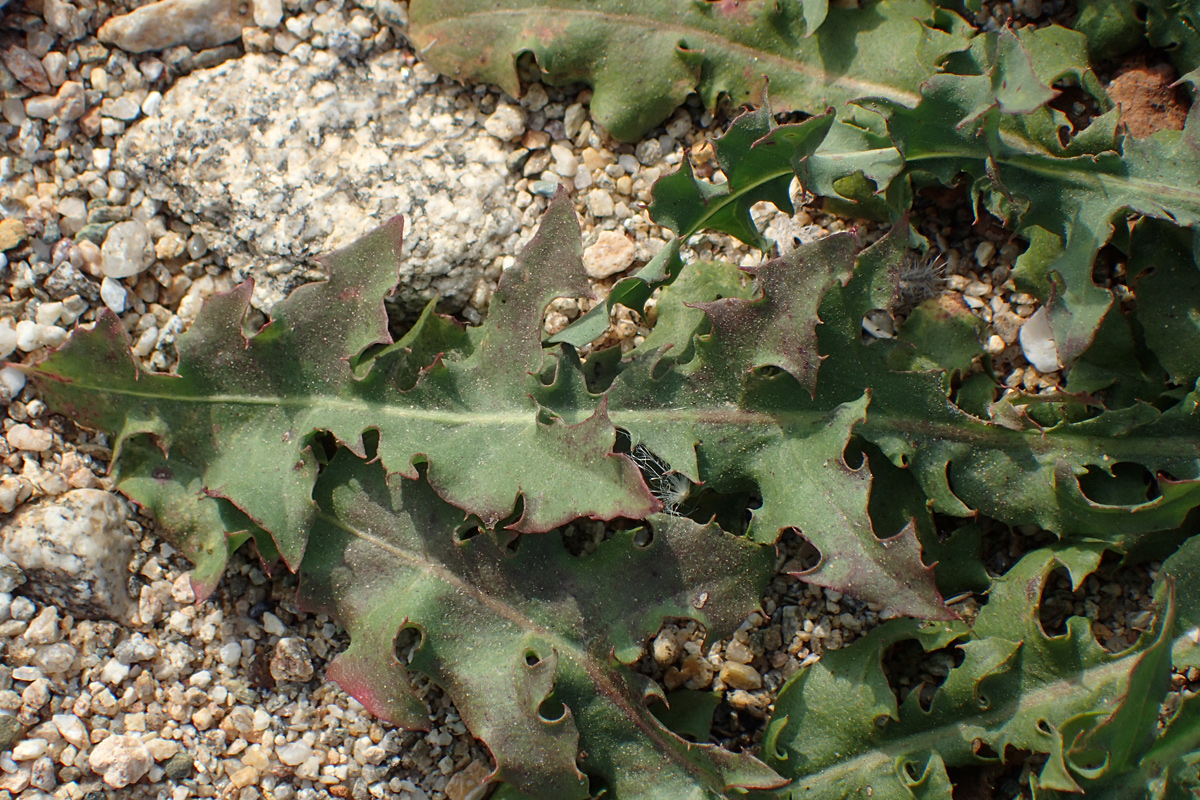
[[583, 230, 636, 279], [0, 490, 135, 621], [88, 734, 152, 788], [119, 51, 521, 316], [98, 0, 254, 53]]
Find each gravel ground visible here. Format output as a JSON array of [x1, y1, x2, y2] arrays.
[[0, 0, 1191, 798]]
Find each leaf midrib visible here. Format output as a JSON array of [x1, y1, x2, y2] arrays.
[[901, 138, 1200, 213], [62, 379, 1200, 464]]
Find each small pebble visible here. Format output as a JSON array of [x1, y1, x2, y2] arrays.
[[270, 637, 314, 682], [0, 368, 25, 400], [550, 143, 578, 178], [719, 662, 763, 691], [6, 424, 52, 452], [101, 220, 154, 279], [12, 738, 47, 760], [254, 0, 284, 28], [483, 104, 525, 141], [0, 220, 27, 251], [262, 611, 286, 636], [100, 276, 128, 313], [583, 230, 636, 278], [52, 714, 88, 747]]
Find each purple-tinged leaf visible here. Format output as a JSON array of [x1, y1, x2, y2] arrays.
[[300, 450, 782, 799]]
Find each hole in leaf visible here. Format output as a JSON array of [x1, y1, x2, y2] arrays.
[[496, 495, 526, 537], [360, 428, 380, 460], [560, 519, 614, 557], [861, 309, 896, 340], [455, 525, 483, 544], [752, 364, 785, 379], [880, 639, 964, 712], [306, 430, 339, 466], [972, 740, 999, 761], [1077, 461, 1162, 505], [585, 775, 608, 796], [1036, 718, 1052, 735], [524, 649, 542, 667], [1037, 553, 1159, 653], [537, 692, 566, 723], [1047, 81, 1102, 136], [948, 749, 1045, 799], [632, 525, 654, 549], [392, 625, 423, 664], [782, 529, 821, 572], [977, 520, 1057, 579], [1037, 567, 1077, 639], [581, 345, 625, 393]]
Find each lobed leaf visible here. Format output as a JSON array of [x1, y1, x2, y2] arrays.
[[409, 0, 971, 141], [27, 193, 659, 570], [762, 545, 1180, 797], [300, 449, 782, 799], [846, 26, 1200, 365], [817, 224, 1200, 549]]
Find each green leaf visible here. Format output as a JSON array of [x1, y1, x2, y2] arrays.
[[651, 108, 832, 249], [553, 105, 834, 346], [409, 0, 972, 141], [1128, 219, 1200, 389], [762, 545, 1180, 797], [817, 223, 1200, 549], [26, 193, 659, 569], [628, 260, 756, 365], [1161, 534, 1200, 670], [890, 295, 985, 378], [25, 216, 409, 568], [608, 233, 954, 619], [828, 25, 1200, 365], [1074, 0, 1200, 74], [649, 690, 722, 743], [300, 450, 783, 799]]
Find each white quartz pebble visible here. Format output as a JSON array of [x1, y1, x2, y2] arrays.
[[15, 320, 41, 351], [100, 276, 128, 314]]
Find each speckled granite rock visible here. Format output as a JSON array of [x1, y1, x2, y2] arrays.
[[119, 50, 521, 316], [0, 489, 135, 622]]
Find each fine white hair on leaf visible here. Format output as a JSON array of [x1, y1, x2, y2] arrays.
[[629, 443, 694, 516], [895, 249, 946, 309]]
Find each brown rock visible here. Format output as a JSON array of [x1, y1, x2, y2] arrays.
[[99, 0, 255, 54], [2, 47, 52, 94], [0, 219, 27, 251], [719, 661, 763, 691], [269, 637, 314, 682], [445, 760, 493, 800], [88, 734, 152, 788], [44, 0, 87, 41], [79, 105, 102, 137], [1107, 59, 1188, 139]]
